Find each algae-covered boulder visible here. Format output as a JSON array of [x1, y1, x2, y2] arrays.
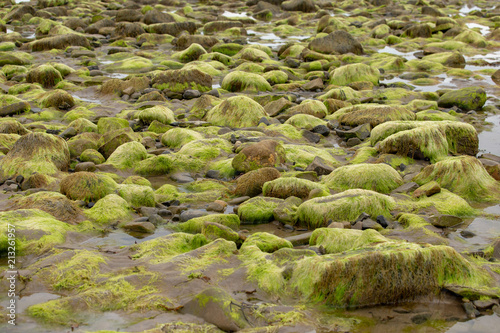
[[161, 128, 203, 148], [263, 177, 330, 200], [205, 96, 268, 128], [234, 167, 281, 197], [329, 63, 379, 86], [122, 175, 151, 187], [310, 228, 390, 254], [238, 196, 284, 224], [30, 34, 91, 51], [438, 87, 487, 111], [175, 214, 240, 233], [97, 117, 130, 134], [85, 194, 132, 225], [135, 155, 173, 176], [60, 172, 118, 202], [0, 132, 70, 178], [173, 43, 207, 62], [328, 104, 416, 127], [413, 156, 500, 202], [11, 192, 82, 223], [26, 64, 62, 88], [201, 222, 240, 243], [116, 184, 155, 208], [138, 105, 175, 125], [232, 140, 286, 173], [285, 114, 328, 130], [177, 138, 233, 162], [152, 68, 212, 93], [321, 163, 403, 194], [0, 209, 73, 256], [284, 100, 328, 119], [181, 287, 249, 332], [39, 89, 75, 110], [373, 121, 479, 162], [308, 30, 363, 55], [0, 119, 29, 135], [296, 189, 396, 229], [105, 141, 148, 170], [241, 232, 293, 253], [221, 71, 272, 92]]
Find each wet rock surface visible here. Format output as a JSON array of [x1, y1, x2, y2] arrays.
[[0, 1, 500, 332]]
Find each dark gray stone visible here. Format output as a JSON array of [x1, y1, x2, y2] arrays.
[[123, 221, 155, 233], [180, 209, 209, 222], [305, 156, 334, 176]]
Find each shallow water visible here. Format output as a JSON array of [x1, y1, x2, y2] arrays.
[[377, 46, 417, 60], [459, 5, 482, 16], [466, 23, 491, 36], [79, 227, 172, 248], [478, 114, 500, 156], [446, 314, 500, 332], [447, 216, 500, 252], [0, 293, 60, 314]]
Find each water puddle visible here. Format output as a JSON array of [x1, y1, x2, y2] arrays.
[[79, 227, 172, 248], [446, 313, 500, 332], [222, 11, 254, 20], [466, 23, 491, 36], [246, 29, 288, 50], [459, 5, 482, 16], [478, 114, 500, 156], [0, 293, 60, 314], [378, 46, 417, 60], [466, 50, 500, 65], [72, 95, 102, 104], [105, 73, 129, 79], [6, 29, 13, 33]]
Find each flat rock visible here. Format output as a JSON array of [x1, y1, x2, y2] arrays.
[[431, 215, 463, 228], [123, 221, 156, 233], [285, 232, 313, 246]]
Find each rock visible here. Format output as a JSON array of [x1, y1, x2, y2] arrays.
[[139, 207, 158, 217], [282, 0, 316, 12], [328, 222, 344, 229], [234, 167, 281, 197], [123, 221, 155, 233], [492, 239, 500, 260], [412, 181, 441, 198], [205, 95, 268, 128], [30, 34, 91, 51], [438, 87, 487, 111], [411, 313, 431, 324], [221, 71, 272, 92], [232, 140, 286, 173], [361, 218, 383, 230], [152, 68, 212, 93], [263, 177, 329, 200], [335, 123, 371, 140], [430, 215, 462, 228], [376, 215, 389, 228], [421, 6, 443, 17], [285, 232, 313, 246], [0, 101, 31, 117], [148, 214, 165, 226], [404, 24, 432, 38], [180, 209, 208, 222], [311, 124, 330, 136], [61, 127, 77, 139], [241, 232, 293, 253], [302, 130, 321, 143], [391, 182, 419, 194], [302, 77, 324, 91], [308, 30, 363, 55], [74, 162, 96, 172], [60, 172, 117, 202], [305, 156, 334, 176], [170, 172, 194, 183], [182, 89, 201, 99], [492, 69, 500, 86], [264, 97, 294, 117], [473, 299, 498, 310], [228, 196, 250, 205], [463, 302, 480, 319], [347, 137, 362, 147], [202, 222, 240, 243], [181, 287, 248, 332], [207, 201, 225, 213]]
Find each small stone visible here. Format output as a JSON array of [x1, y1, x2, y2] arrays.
[[207, 201, 225, 213], [413, 181, 441, 198], [431, 215, 463, 228], [302, 130, 321, 143], [228, 196, 250, 205], [15, 175, 24, 184], [376, 215, 389, 228], [258, 117, 270, 126], [301, 77, 324, 91], [61, 127, 77, 139], [158, 209, 172, 218], [183, 89, 201, 99], [123, 221, 156, 233], [346, 137, 362, 147], [463, 302, 479, 319], [311, 124, 330, 136], [75, 162, 96, 172], [361, 218, 382, 230], [134, 217, 150, 222], [411, 313, 431, 324], [284, 232, 313, 246], [170, 172, 194, 183], [460, 230, 476, 238], [327, 222, 344, 229], [473, 299, 499, 310], [391, 182, 419, 194], [207, 89, 220, 97], [139, 207, 158, 217], [305, 156, 334, 176], [206, 170, 221, 179], [180, 209, 208, 222], [148, 214, 165, 226]]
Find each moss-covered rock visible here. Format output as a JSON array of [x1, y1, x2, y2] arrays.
[[104, 56, 153, 73], [175, 214, 240, 234], [152, 68, 212, 93], [38, 89, 75, 110], [60, 172, 118, 202], [263, 177, 329, 200], [327, 104, 416, 127], [283, 144, 340, 169], [122, 175, 151, 187], [205, 96, 268, 128], [422, 52, 466, 69], [138, 105, 175, 125], [221, 71, 272, 92], [84, 194, 132, 225], [234, 167, 281, 197], [413, 156, 500, 202], [238, 196, 284, 224], [134, 155, 173, 176], [26, 64, 63, 88], [310, 228, 390, 254], [284, 100, 328, 119], [97, 117, 130, 134], [0, 132, 69, 178], [329, 63, 380, 86], [454, 29, 487, 47], [105, 141, 148, 170], [437, 86, 487, 111], [241, 232, 293, 253], [232, 140, 286, 173], [68, 118, 98, 134], [11, 191, 82, 223], [161, 128, 203, 148], [173, 43, 207, 62], [116, 184, 155, 208], [284, 114, 327, 130], [177, 138, 232, 162], [296, 189, 396, 229], [80, 149, 105, 165], [322, 163, 403, 194], [0, 209, 74, 256], [201, 222, 240, 243]]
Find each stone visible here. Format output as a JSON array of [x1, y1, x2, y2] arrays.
[[438, 87, 487, 111], [264, 97, 294, 117], [473, 299, 498, 310], [346, 137, 362, 147], [61, 127, 77, 139], [148, 214, 165, 226], [183, 89, 201, 99], [232, 140, 286, 173], [74, 162, 96, 173], [335, 123, 371, 140], [431, 215, 463, 228], [234, 167, 281, 197], [123, 221, 155, 233], [305, 156, 334, 176], [376, 215, 389, 228], [228, 196, 250, 205], [492, 69, 500, 86], [463, 302, 479, 319], [284, 231, 313, 246], [327, 222, 344, 229], [139, 207, 158, 217], [302, 130, 321, 143], [311, 125, 330, 136], [412, 181, 441, 198], [391, 182, 420, 194], [207, 201, 225, 213], [361, 218, 383, 230], [308, 30, 363, 55], [180, 209, 209, 222], [302, 77, 324, 91]]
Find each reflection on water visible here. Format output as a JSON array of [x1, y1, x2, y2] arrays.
[[80, 227, 172, 248], [478, 114, 500, 156], [466, 23, 491, 36], [378, 46, 417, 60], [0, 293, 60, 314], [459, 5, 482, 16]]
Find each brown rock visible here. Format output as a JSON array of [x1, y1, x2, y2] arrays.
[[308, 30, 364, 55], [234, 167, 281, 197], [301, 77, 324, 91]]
